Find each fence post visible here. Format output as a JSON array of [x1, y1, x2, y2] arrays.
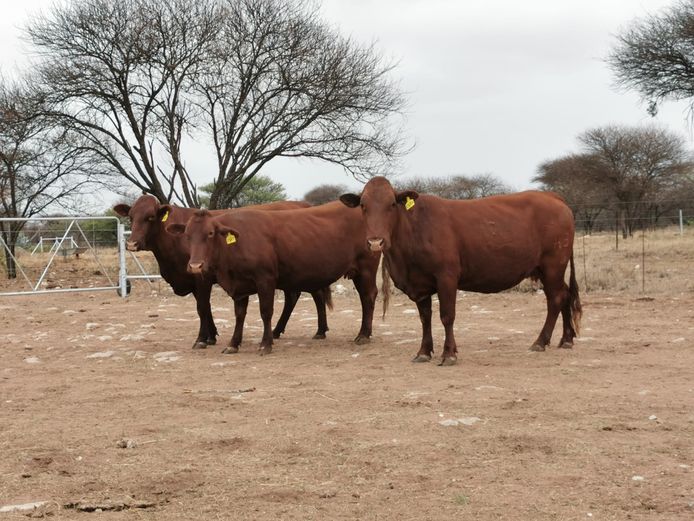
[[641, 229, 645, 294], [118, 222, 128, 298], [680, 209, 684, 236]]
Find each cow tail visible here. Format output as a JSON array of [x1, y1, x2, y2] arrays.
[[323, 286, 334, 311], [381, 257, 391, 319], [569, 252, 582, 335]]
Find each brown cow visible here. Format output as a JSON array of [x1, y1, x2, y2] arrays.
[[113, 196, 331, 349], [340, 176, 581, 366], [165, 202, 380, 354]]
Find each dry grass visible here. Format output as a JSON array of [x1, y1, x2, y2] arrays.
[[1, 227, 692, 296], [575, 227, 694, 295]]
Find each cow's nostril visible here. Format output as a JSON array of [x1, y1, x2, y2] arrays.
[[189, 262, 203, 272], [367, 238, 384, 251]]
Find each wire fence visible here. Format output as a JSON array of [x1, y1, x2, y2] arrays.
[[0, 214, 692, 297]]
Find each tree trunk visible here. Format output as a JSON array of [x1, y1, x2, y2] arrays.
[[1, 231, 17, 279]]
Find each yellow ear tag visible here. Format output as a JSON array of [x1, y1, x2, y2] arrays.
[[226, 232, 236, 245], [405, 197, 415, 211], [161, 210, 169, 222]]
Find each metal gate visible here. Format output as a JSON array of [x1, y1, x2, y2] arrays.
[[0, 216, 160, 297]]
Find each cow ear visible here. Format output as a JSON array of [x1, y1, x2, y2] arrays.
[[395, 190, 419, 206], [113, 204, 131, 217], [216, 225, 241, 245], [165, 223, 186, 236], [157, 204, 172, 223], [339, 193, 361, 208]]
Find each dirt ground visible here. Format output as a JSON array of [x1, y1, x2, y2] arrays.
[[1, 285, 693, 520]]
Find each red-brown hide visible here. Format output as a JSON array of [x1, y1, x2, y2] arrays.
[[340, 176, 581, 366], [113, 196, 329, 349], [172, 202, 380, 354]]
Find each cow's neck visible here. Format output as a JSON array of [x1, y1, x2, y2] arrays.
[[149, 224, 189, 278], [383, 209, 417, 285]]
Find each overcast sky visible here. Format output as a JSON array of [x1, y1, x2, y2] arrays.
[[1, 0, 691, 202]]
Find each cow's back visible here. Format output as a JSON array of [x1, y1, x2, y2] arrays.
[[213, 202, 373, 292], [391, 191, 574, 294]]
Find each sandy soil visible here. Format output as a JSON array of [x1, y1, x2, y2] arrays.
[[1, 286, 693, 520]]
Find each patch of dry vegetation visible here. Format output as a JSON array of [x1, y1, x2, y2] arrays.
[[1, 227, 692, 297]]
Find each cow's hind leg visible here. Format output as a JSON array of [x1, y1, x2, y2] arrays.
[[412, 295, 433, 362], [530, 267, 567, 352], [559, 285, 577, 349], [558, 294, 576, 348], [223, 296, 248, 354], [257, 283, 276, 355], [272, 290, 300, 339], [310, 290, 329, 340], [437, 279, 459, 366]]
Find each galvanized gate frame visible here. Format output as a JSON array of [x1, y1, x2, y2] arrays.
[[0, 217, 160, 297]]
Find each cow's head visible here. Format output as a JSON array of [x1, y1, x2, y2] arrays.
[[166, 210, 240, 275], [113, 195, 171, 252], [340, 177, 418, 252]]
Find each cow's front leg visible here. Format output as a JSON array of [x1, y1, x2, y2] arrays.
[[257, 284, 275, 355], [412, 295, 433, 362], [223, 296, 248, 354], [352, 274, 377, 345], [196, 280, 217, 348], [437, 281, 458, 366], [190, 286, 209, 349]]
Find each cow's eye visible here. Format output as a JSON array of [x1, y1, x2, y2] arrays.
[[208, 231, 214, 238], [391, 202, 397, 208], [147, 216, 155, 222]]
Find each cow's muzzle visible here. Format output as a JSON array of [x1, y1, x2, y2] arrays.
[[367, 238, 385, 252], [126, 240, 139, 252], [188, 262, 204, 274]]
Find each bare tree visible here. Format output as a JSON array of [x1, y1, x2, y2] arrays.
[[26, 0, 220, 207], [303, 183, 347, 206], [534, 154, 610, 233], [580, 125, 692, 236], [394, 173, 511, 199], [199, 0, 407, 209], [537, 125, 693, 237], [609, 1, 694, 117], [0, 78, 111, 278], [26, 0, 408, 209]]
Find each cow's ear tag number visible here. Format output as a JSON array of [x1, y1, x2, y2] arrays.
[[226, 232, 236, 245], [161, 210, 169, 222], [405, 197, 415, 211]]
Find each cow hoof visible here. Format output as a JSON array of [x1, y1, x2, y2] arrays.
[[354, 335, 371, 345], [313, 333, 327, 340], [438, 356, 457, 367], [222, 346, 238, 354], [558, 341, 574, 349], [411, 354, 431, 363], [206, 338, 217, 346], [258, 346, 273, 356], [192, 341, 208, 350], [529, 343, 546, 352]]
